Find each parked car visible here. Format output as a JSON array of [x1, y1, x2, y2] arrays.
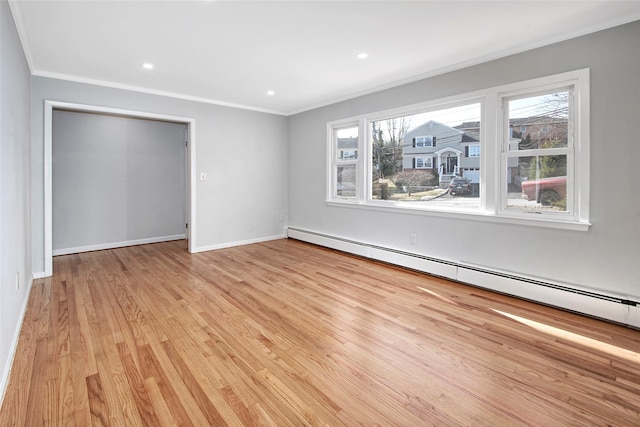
[[448, 177, 471, 196], [521, 176, 566, 205]]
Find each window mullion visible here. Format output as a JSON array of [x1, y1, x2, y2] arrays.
[[483, 93, 499, 214], [357, 118, 364, 203]]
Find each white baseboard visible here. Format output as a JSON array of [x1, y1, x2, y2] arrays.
[[456, 267, 633, 326], [0, 275, 34, 408], [52, 234, 186, 256], [192, 233, 285, 253], [370, 247, 458, 281], [286, 227, 639, 329]]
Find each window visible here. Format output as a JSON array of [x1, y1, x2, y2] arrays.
[[414, 136, 435, 147], [327, 69, 590, 230], [340, 150, 357, 160], [503, 90, 571, 214], [415, 157, 433, 168], [331, 126, 359, 199], [336, 165, 356, 198], [369, 103, 481, 206]]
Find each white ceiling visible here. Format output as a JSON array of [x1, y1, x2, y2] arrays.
[[9, 0, 640, 115]]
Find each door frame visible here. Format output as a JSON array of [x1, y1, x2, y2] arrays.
[[446, 155, 458, 174], [44, 100, 197, 277]]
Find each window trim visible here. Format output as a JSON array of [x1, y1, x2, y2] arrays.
[[415, 135, 434, 148], [328, 121, 362, 201], [496, 70, 590, 225], [415, 156, 433, 169], [326, 69, 590, 230]]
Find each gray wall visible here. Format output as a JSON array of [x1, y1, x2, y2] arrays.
[[32, 77, 289, 273], [288, 21, 640, 300], [0, 0, 32, 398], [52, 110, 186, 252]]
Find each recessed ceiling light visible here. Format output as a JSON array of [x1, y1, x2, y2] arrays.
[[267, 90, 275, 96], [357, 53, 368, 59], [142, 63, 154, 70]]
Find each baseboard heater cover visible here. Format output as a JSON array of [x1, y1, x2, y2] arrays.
[[286, 227, 639, 328]]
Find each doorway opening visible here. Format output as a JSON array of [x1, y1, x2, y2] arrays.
[[44, 101, 196, 277]]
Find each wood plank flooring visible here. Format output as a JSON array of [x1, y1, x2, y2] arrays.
[[1, 239, 639, 426]]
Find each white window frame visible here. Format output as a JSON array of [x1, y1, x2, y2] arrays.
[[415, 136, 434, 147], [468, 145, 480, 157], [415, 157, 433, 169], [497, 70, 589, 225], [326, 69, 590, 231], [328, 121, 361, 201]]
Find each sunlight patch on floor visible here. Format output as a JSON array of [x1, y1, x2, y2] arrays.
[[418, 287, 459, 306], [492, 309, 640, 364]]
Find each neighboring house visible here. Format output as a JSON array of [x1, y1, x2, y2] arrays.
[[508, 116, 568, 188], [402, 120, 480, 186], [401, 117, 566, 187], [509, 116, 568, 149], [337, 136, 358, 160]]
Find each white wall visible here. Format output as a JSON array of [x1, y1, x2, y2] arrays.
[[288, 21, 640, 302], [0, 0, 32, 402], [52, 110, 187, 254], [32, 77, 289, 274]]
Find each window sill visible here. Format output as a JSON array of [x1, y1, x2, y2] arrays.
[[326, 199, 591, 231]]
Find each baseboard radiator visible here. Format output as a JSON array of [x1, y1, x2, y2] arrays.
[[286, 227, 639, 329]]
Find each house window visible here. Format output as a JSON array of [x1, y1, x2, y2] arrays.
[[327, 69, 590, 230], [340, 150, 357, 160], [498, 69, 589, 226], [336, 164, 357, 198], [330, 125, 359, 199], [369, 102, 481, 205], [415, 157, 432, 168], [414, 136, 435, 147], [503, 89, 572, 214]]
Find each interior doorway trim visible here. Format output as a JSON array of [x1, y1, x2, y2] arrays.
[[44, 100, 197, 277]]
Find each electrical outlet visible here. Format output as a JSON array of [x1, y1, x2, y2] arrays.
[[279, 213, 284, 221], [410, 233, 417, 244], [15, 272, 19, 292]]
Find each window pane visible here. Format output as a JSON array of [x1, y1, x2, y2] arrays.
[[336, 164, 356, 198], [506, 154, 568, 212], [336, 127, 358, 160], [508, 91, 569, 150], [370, 103, 481, 207]]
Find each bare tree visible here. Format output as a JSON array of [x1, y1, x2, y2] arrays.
[[372, 117, 410, 179]]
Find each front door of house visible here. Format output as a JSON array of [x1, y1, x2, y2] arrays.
[[447, 156, 457, 174]]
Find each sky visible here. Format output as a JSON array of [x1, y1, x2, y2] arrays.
[[336, 89, 568, 139]]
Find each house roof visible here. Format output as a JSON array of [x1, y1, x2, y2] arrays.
[[461, 133, 480, 143], [404, 120, 463, 140], [337, 137, 358, 149], [509, 116, 568, 127], [454, 122, 481, 143], [404, 120, 482, 145]]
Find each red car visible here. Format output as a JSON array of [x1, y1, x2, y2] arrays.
[[521, 176, 566, 205]]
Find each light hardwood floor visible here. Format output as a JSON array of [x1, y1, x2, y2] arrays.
[[1, 239, 639, 426]]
